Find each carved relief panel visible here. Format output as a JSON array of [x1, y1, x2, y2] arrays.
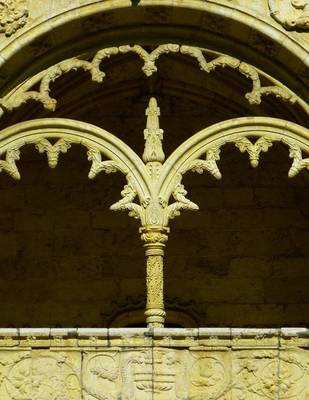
[[0, 0, 28, 37], [0, 350, 81, 400], [0, 344, 308, 399], [269, 0, 309, 29]]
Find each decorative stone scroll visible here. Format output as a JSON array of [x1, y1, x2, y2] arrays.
[[269, 0, 309, 30], [0, 44, 299, 118]]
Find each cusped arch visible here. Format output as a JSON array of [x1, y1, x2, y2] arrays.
[[0, 0, 307, 103], [160, 117, 309, 224], [0, 118, 151, 221]]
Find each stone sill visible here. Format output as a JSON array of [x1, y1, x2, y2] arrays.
[[0, 327, 307, 337], [0, 327, 307, 349]]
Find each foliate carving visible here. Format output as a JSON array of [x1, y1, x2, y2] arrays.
[[233, 350, 309, 399], [0, 137, 124, 185], [1, 58, 106, 113], [284, 141, 309, 177], [110, 180, 142, 220], [0, 148, 21, 180], [0, 125, 148, 226], [186, 146, 222, 179], [34, 138, 72, 168], [141, 230, 169, 244], [0, 44, 297, 116], [167, 183, 199, 220], [179, 46, 296, 106], [117, 43, 180, 77], [0, 345, 308, 400], [235, 137, 273, 168], [87, 148, 120, 179], [0, 0, 28, 37], [146, 255, 164, 310], [2, 352, 81, 400], [141, 226, 169, 328], [269, 0, 309, 30]]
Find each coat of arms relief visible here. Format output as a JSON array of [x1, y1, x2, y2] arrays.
[[268, 0, 309, 29]]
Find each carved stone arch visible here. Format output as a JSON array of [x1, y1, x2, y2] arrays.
[[1, 43, 307, 121], [159, 117, 309, 225], [0, 0, 308, 103], [0, 117, 152, 224]]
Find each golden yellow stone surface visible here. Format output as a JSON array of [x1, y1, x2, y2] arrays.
[[0, 328, 308, 399], [0, 1, 307, 398]]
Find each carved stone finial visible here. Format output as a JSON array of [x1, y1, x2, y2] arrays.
[[142, 97, 165, 164]]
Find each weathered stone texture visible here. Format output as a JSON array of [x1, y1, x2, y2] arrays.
[[0, 328, 307, 400]]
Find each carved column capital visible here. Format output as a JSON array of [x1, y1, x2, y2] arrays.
[[140, 226, 169, 247]]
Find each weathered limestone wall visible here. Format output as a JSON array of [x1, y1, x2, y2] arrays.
[[0, 328, 307, 399]]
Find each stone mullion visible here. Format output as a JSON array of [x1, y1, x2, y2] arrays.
[[141, 227, 169, 328]]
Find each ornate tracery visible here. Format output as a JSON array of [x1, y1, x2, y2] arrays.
[[0, 95, 308, 326], [0, 1, 307, 397]]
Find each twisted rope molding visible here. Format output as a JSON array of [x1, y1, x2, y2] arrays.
[[0, 44, 303, 118]]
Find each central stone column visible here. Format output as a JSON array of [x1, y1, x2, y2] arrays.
[[140, 226, 169, 327]]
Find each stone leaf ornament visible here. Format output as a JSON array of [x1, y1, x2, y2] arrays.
[[0, 0, 28, 37], [0, 106, 308, 228], [0, 44, 300, 118], [0, 106, 308, 329]]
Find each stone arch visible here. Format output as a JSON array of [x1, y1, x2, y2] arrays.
[[0, 0, 308, 104], [1, 43, 307, 121], [159, 117, 309, 225], [0, 118, 151, 222]]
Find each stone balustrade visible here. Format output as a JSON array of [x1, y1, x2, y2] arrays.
[[0, 327, 307, 399]]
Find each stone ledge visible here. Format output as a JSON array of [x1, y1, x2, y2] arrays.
[[0, 327, 307, 339]]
